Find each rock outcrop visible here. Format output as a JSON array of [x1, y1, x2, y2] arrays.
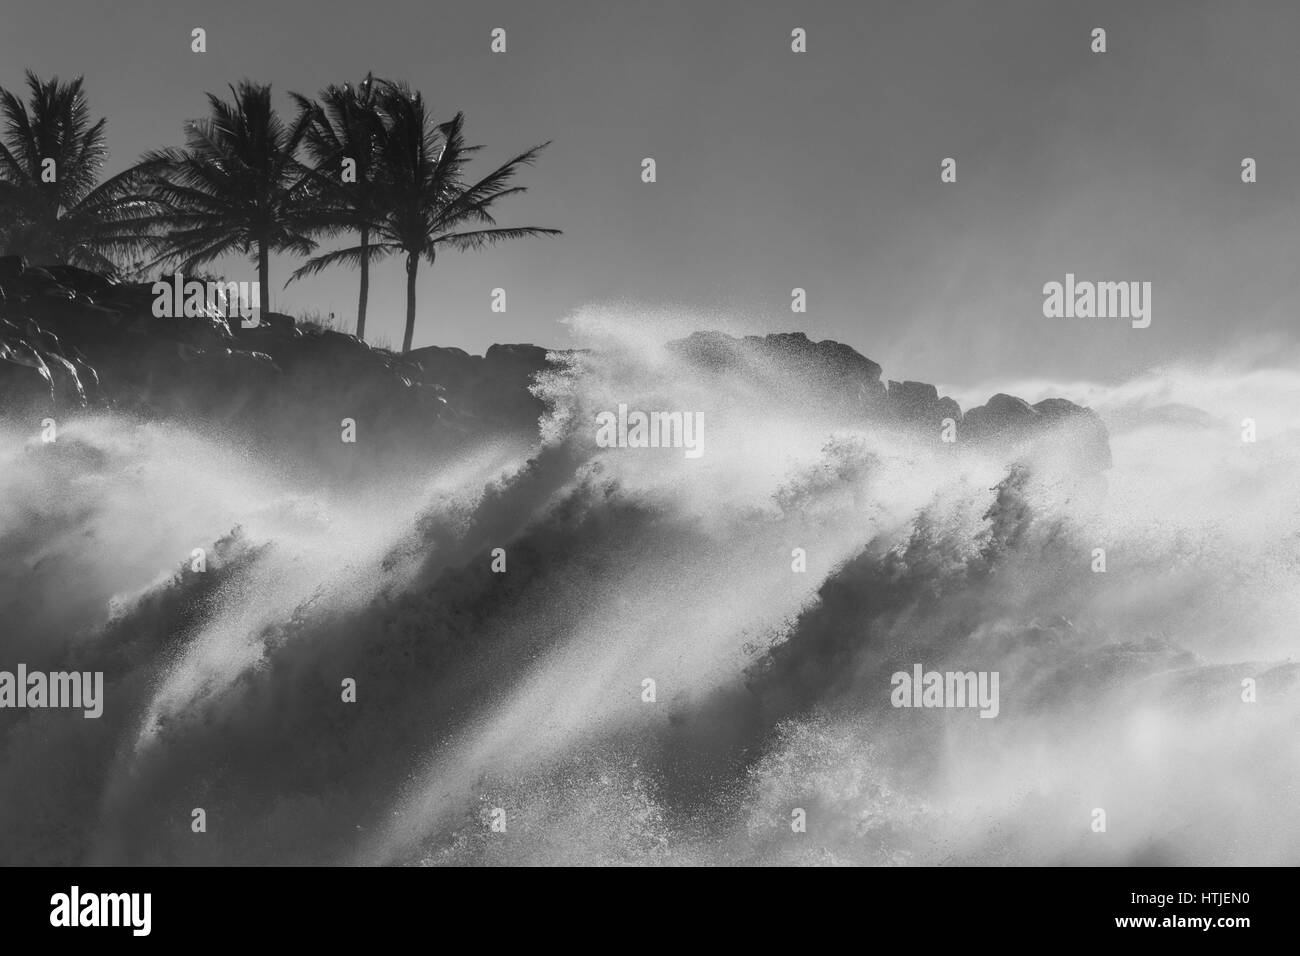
[[0, 257, 558, 439], [667, 330, 1110, 470], [0, 259, 1110, 475]]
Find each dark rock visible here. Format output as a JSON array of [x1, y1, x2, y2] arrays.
[[1032, 399, 1112, 470], [960, 392, 1111, 471], [22, 320, 64, 357], [0, 254, 26, 282], [885, 379, 960, 429], [485, 343, 549, 368], [22, 297, 122, 347], [669, 330, 888, 411], [408, 342, 552, 429], [44, 265, 115, 299], [95, 282, 157, 313], [37, 349, 87, 409], [408, 346, 476, 390], [889, 380, 938, 405], [0, 263, 1112, 483], [68, 353, 102, 402], [0, 340, 55, 411], [963, 393, 1038, 439], [238, 310, 295, 336]]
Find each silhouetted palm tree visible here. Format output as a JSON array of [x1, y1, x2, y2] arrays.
[[294, 82, 560, 354], [142, 81, 316, 317], [0, 71, 161, 271], [290, 74, 387, 341]]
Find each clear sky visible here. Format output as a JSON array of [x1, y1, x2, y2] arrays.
[[3, 0, 1298, 387]]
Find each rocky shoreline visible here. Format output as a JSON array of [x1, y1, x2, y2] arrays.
[[0, 256, 1109, 472]]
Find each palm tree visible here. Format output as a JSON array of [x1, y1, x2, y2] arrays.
[[142, 81, 316, 317], [0, 71, 161, 271], [293, 83, 560, 354], [290, 75, 386, 341]]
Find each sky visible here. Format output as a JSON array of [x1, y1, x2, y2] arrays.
[[3, 0, 1299, 387]]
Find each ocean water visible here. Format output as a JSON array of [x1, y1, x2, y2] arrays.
[[1, 317, 1297, 866]]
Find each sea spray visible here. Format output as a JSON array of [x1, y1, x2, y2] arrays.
[[0, 321, 1297, 867]]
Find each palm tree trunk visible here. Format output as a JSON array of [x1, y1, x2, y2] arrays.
[[401, 252, 418, 354], [257, 237, 270, 318], [356, 225, 370, 341]]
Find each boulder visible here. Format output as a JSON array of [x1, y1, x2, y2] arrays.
[[0, 254, 26, 282], [962, 393, 1038, 440], [0, 340, 55, 411], [885, 379, 959, 428], [44, 265, 115, 299], [407, 345, 476, 389], [669, 331, 888, 409], [485, 343, 550, 369], [37, 349, 87, 409]]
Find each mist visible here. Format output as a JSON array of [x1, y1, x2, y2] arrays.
[[1, 306, 1294, 866]]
